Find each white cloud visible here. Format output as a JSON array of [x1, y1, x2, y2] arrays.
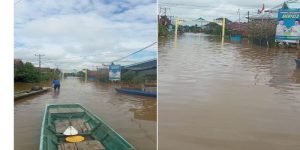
[[159, 0, 287, 21], [15, 0, 157, 71]]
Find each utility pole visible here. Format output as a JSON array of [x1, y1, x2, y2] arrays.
[[247, 11, 250, 24], [238, 8, 241, 32], [160, 7, 168, 16], [221, 17, 226, 46], [35, 54, 45, 69]]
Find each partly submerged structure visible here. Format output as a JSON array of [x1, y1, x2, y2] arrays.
[[123, 59, 157, 76]]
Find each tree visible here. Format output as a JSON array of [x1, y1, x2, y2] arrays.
[[77, 71, 85, 77], [248, 20, 276, 47], [121, 70, 136, 83], [14, 62, 40, 83]]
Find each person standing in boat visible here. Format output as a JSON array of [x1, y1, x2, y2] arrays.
[[52, 78, 61, 91]]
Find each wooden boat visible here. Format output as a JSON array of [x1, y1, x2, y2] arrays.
[[40, 104, 135, 150], [295, 59, 300, 66], [115, 88, 156, 97], [14, 87, 51, 100]]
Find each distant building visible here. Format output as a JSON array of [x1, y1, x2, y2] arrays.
[[98, 68, 109, 75], [14, 59, 23, 70], [159, 15, 171, 26], [248, 2, 300, 21], [97, 67, 109, 82], [37, 67, 61, 75], [87, 70, 97, 77], [123, 59, 157, 76], [227, 22, 249, 36]]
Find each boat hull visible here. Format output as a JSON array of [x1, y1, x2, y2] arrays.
[[296, 59, 300, 66], [40, 104, 135, 150], [115, 88, 156, 97]]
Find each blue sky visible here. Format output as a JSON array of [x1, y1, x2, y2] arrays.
[[15, 0, 157, 71]]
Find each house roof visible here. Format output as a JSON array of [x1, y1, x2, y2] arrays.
[[248, 1, 300, 20], [14, 59, 23, 65], [124, 59, 157, 71]]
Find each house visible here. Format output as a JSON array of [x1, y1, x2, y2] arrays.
[[248, 2, 300, 21], [38, 67, 61, 75], [14, 59, 23, 70], [123, 59, 157, 76], [227, 22, 249, 37]]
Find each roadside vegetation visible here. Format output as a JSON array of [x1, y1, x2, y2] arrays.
[[121, 70, 156, 84], [14, 62, 60, 83]]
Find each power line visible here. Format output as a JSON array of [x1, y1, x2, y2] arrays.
[[17, 42, 156, 69], [112, 42, 157, 63], [159, 7, 171, 16], [35, 54, 45, 69]]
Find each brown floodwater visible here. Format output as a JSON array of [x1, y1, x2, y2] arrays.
[[14, 77, 156, 150], [158, 33, 300, 150]]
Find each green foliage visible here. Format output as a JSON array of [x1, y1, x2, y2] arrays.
[[40, 72, 59, 81], [159, 24, 168, 36], [131, 76, 144, 84], [14, 62, 60, 83], [77, 71, 85, 77], [248, 20, 276, 47], [181, 25, 201, 33], [203, 22, 230, 35], [121, 70, 136, 83], [143, 74, 157, 81], [14, 62, 40, 83], [121, 70, 156, 84]]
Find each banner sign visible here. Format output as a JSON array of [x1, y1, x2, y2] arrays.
[[276, 9, 300, 41], [109, 64, 121, 81]]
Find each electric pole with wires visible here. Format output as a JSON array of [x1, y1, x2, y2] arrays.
[[35, 54, 45, 70]]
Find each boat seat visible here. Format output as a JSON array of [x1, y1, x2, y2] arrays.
[[58, 140, 105, 150], [49, 108, 84, 114], [54, 119, 92, 133]]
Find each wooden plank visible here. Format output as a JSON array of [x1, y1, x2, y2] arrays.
[[58, 144, 64, 150], [62, 143, 77, 150], [76, 140, 105, 150], [71, 119, 83, 133], [50, 108, 84, 114], [84, 122, 92, 131], [49, 108, 58, 113], [70, 119, 91, 133], [54, 120, 70, 133], [55, 119, 91, 133]]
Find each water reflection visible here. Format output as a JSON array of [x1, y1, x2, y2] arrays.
[[129, 100, 157, 121], [293, 67, 300, 84], [159, 33, 300, 150], [52, 90, 60, 99], [15, 77, 156, 150]]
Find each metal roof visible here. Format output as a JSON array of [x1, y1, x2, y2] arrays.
[[124, 59, 157, 71], [248, 1, 300, 20]]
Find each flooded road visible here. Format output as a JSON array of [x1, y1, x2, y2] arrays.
[[158, 33, 300, 150], [14, 77, 156, 150]]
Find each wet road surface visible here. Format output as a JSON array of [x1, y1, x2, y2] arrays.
[[15, 77, 156, 150], [158, 33, 300, 150]]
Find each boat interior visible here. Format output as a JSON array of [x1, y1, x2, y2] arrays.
[[41, 104, 134, 150]]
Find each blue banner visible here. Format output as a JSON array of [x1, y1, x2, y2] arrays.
[[109, 64, 121, 81], [276, 9, 300, 41]]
